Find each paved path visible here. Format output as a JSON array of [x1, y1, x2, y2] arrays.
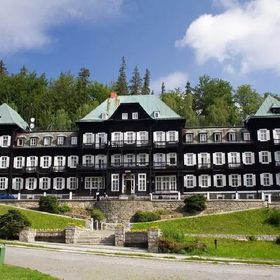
[[5, 246, 280, 280]]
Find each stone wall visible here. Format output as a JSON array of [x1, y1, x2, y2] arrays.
[[125, 232, 147, 248], [35, 230, 65, 243]]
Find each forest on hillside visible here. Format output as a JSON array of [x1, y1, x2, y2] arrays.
[[0, 58, 277, 130]]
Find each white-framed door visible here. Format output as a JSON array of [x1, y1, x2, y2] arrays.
[[122, 174, 135, 194]]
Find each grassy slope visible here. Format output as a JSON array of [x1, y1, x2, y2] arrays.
[[0, 264, 57, 280], [0, 204, 85, 230], [133, 208, 280, 235]]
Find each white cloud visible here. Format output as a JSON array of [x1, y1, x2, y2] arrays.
[[176, 0, 280, 74], [0, 0, 124, 54], [151, 72, 188, 94]]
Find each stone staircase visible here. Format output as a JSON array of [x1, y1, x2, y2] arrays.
[[76, 230, 115, 245]]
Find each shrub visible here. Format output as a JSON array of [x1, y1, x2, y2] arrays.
[[266, 209, 280, 226], [183, 194, 207, 213], [276, 236, 280, 245], [90, 208, 106, 221], [58, 204, 71, 214], [39, 196, 60, 214], [0, 210, 31, 239], [247, 235, 257, 241], [133, 211, 161, 223]]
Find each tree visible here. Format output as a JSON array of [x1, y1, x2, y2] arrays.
[[39, 196, 60, 214], [142, 68, 151, 95], [51, 109, 72, 130], [115, 56, 128, 95], [182, 92, 199, 127], [161, 82, 166, 94], [0, 210, 31, 239], [183, 195, 206, 213], [129, 66, 142, 95], [235, 84, 263, 120], [0, 59, 7, 76]]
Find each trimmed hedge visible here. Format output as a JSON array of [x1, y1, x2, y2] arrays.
[[133, 211, 161, 222]]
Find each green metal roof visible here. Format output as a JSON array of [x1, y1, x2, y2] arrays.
[[254, 95, 280, 118], [0, 103, 28, 130], [79, 95, 182, 122]]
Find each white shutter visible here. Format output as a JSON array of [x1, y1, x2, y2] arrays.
[[207, 153, 210, 163], [260, 174, 264, 185], [123, 132, 128, 142], [0, 137, 2, 147], [174, 131, 179, 141], [266, 130, 270, 141], [6, 157, 10, 168], [40, 157, 44, 167], [4, 178, 8, 189], [258, 152, 263, 163], [104, 133, 107, 143], [166, 131, 170, 142], [251, 153, 255, 164], [6, 136, 11, 147], [273, 129, 277, 139], [276, 174, 280, 186], [27, 157, 31, 167], [82, 155, 87, 165], [221, 153, 225, 164], [193, 154, 197, 165], [62, 156, 66, 167], [208, 176, 211, 187], [54, 156, 58, 167], [198, 154, 202, 165], [268, 152, 272, 163], [145, 154, 149, 164], [237, 175, 241, 186], [213, 153, 217, 165], [252, 174, 256, 186], [213, 175, 217, 187], [13, 157, 18, 168], [236, 153, 240, 163], [83, 134, 87, 144], [193, 176, 197, 187], [153, 131, 157, 142], [227, 153, 232, 163], [229, 175, 233, 187], [257, 130, 261, 141], [198, 175, 202, 186], [111, 132, 115, 141], [132, 132, 136, 142]]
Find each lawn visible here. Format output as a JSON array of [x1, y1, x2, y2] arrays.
[[184, 237, 280, 261], [0, 264, 57, 280], [132, 208, 280, 235], [0, 204, 85, 230]]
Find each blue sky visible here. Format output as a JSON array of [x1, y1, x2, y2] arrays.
[[1, 0, 280, 95]]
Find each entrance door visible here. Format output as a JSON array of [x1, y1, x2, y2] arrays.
[[123, 174, 135, 194]]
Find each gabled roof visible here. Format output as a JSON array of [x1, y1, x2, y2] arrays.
[[0, 103, 28, 130], [79, 95, 182, 122], [254, 95, 280, 118]]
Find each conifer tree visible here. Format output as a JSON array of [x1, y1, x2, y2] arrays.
[[129, 66, 142, 95], [115, 56, 128, 95], [0, 60, 8, 76], [141, 68, 151, 95], [161, 82, 166, 95]]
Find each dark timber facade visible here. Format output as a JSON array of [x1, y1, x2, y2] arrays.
[[0, 93, 280, 201]]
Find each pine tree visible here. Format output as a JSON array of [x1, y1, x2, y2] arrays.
[[161, 82, 166, 95], [0, 60, 8, 76], [115, 56, 128, 95], [129, 66, 142, 95], [141, 68, 151, 95]]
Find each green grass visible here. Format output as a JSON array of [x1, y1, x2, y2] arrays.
[[133, 208, 280, 235], [0, 264, 57, 280], [183, 237, 280, 260], [0, 204, 85, 230]]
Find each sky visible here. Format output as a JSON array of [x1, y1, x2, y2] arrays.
[[1, 0, 280, 95]]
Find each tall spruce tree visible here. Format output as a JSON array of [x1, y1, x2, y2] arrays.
[[141, 68, 151, 95], [0, 60, 7, 76], [161, 82, 166, 94], [129, 66, 142, 95], [115, 56, 128, 95]]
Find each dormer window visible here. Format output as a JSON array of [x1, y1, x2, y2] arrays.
[[122, 113, 128, 120], [213, 132, 222, 143], [270, 105, 280, 114], [185, 133, 194, 143], [71, 136, 78, 145], [243, 132, 251, 141], [17, 137, 26, 147], [101, 113, 108, 120], [57, 136, 65, 145], [43, 136, 52, 146], [228, 132, 237, 142], [132, 112, 138, 119], [153, 111, 160, 118], [30, 137, 38, 146], [199, 133, 207, 143]]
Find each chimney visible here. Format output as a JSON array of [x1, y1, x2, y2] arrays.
[[110, 91, 117, 98]]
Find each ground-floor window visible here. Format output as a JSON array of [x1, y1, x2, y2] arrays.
[[39, 177, 51, 190], [0, 177, 8, 190], [53, 177, 65, 190], [26, 178, 37, 190], [138, 173, 146, 191], [12, 178, 23, 190], [184, 175, 196, 188], [67, 177, 78, 190], [111, 174, 119, 191], [155, 176, 177, 192], [85, 177, 104, 190]]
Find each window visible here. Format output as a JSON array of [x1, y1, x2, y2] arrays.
[[132, 112, 138, 119], [184, 153, 196, 166], [198, 153, 210, 168], [258, 129, 270, 141], [40, 177, 50, 190], [261, 173, 273, 186], [68, 156, 78, 168], [138, 174, 146, 191], [214, 174, 225, 188], [0, 178, 8, 190], [83, 155, 94, 166], [41, 156, 51, 168], [243, 152, 254, 165], [228, 152, 240, 167], [54, 178, 65, 190], [229, 174, 241, 187], [0, 157, 9, 168], [185, 133, 193, 143], [55, 156, 65, 167], [28, 156, 37, 167], [153, 111, 160, 118], [155, 176, 177, 192], [199, 175, 210, 188], [199, 133, 207, 143], [111, 154, 122, 167], [125, 154, 135, 167], [259, 151, 271, 164], [138, 154, 148, 166], [26, 178, 37, 190], [228, 132, 237, 142], [71, 136, 78, 145], [68, 177, 78, 190], [214, 152, 224, 165], [155, 131, 165, 144], [57, 136, 64, 145], [213, 133, 222, 142], [138, 131, 148, 145], [112, 132, 122, 146], [244, 174, 255, 187], [275, 151, 280, 166], [243, 133, 251, 141], [43, 136, 51, 146], [273, 129, 280, 144], [154, 153, 165, 167], [184, 175, 196, 188], [14, 157, 24, 169], [122, 113, 128, 120], [111, 174, 119, 191], [168, 153, 177, 165], [167, 131, 177, 142], [125, 132, 135, 144], [30, 137, 38, 146], [84, 133, 94, 145], [17, 137, 25, 147], [2, 136, 10, 147], [12, 178, 23, 190], [101, 113, 108, 120]]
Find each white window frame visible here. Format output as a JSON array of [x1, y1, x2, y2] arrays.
[[184, 153, 196, 166], [243, 174, 256, 187], [71, 136, 78, 145], [214, 174, 225, 188], [0, 178, 8, 190], [259, 151, 271, 164], [260, 173, 273, 186], [0, 156, 9, 169], [138, 173, 146, 191], [26, 177, 37, 190], [185, 133, 194, 143], [184, 175, 196, 188], [122, 113, 128, 120], [155, 176, 177, 193], [39, 177, 51, 190], [57, 136, 65, 145], [53, 177, 65, 190], [111, 174, 119, 191], [199, 174, 211, 188], [199, 133, 207, 143], [30, 137, 38, 146], [132, 112, 138, 119], [258, 129, 270, 142], [229, 174, 241, 187], [243, 152, 255, 165], [67, 177, 78, 190]]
